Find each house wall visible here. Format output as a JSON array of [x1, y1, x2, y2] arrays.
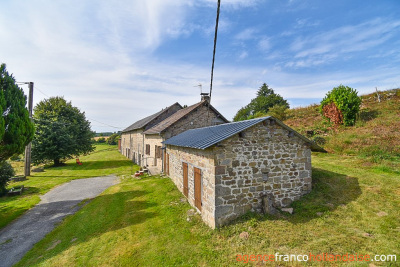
[[143, 134, 163, 168], [120, 102, 182, 164], [120, 130, 144, 164], [163, 104, 225, 140], [166, 120, 312, 228], [213, 121, 312, 227], [144, 103, 226, 173], [166, 145, 216, 228]]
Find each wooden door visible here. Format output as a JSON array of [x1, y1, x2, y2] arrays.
[[194, 167, 202, 211], [183, 162, 188, 197]]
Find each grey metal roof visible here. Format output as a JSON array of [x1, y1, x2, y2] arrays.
[[122, 102, 182, 133], [163, 116, 326, 152]]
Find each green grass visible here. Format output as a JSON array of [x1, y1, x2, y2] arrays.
[[285, 88, 400, 173], [0, 144, 136, 230], [15, 152, 400, 266]]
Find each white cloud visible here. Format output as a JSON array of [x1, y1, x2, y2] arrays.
[[258, 37, 271, 51], [291, 18, 400, 59], [1, 1, 399, 131], [238, 51, 249, 59], [235, 28, 258, 40]]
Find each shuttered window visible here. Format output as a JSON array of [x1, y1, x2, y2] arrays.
[[194, 167, 202, 211], [145, 144, 150, 155], [183, 162, 188, 197]]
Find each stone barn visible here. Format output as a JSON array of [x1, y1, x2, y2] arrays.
[[163, 116, 325, 228]]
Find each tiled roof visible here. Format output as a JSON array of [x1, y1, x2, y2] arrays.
[[122, 102, 182, 133], [143, 100, 229, 135], [163, 116, 326, 152]]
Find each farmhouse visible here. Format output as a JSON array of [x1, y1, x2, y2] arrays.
[[121, 95, 228, 173], [163, 116, 326, 228], [120, 102, 182, 166]]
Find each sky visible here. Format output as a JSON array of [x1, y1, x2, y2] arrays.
[[1, 0, 399, 133]]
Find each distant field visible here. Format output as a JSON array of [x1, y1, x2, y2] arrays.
[[92, 136, 111, 141]]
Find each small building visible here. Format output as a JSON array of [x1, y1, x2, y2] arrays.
[[163, 116, 326, 228], [120, 95, 229, 174]]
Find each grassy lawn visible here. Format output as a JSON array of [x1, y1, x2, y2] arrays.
[[14, 152, 399, 266], [0, 144, 136, 230]]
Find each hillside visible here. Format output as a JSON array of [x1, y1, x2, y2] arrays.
[[284, 88, 400, 171]]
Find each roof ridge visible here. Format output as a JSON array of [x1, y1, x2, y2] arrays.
[[144, 100, 226, 135], [163, 116, 326, 152], [122, 102, 182, 133]]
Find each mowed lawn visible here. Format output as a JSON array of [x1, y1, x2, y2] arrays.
[[0, 144, 136, 230], [11, 149, 400, 266]]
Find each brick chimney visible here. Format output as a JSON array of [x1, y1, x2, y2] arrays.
[[201, 92, 210, 102]]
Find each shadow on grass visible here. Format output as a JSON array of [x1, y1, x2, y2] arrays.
[[40, 160, 135, 171], [288, 167, 362, 223], [359, 109, 379, 122], [13, 189, 156, 267], [232, 167, 362, 225]]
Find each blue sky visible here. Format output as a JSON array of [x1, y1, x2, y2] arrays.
[[1, 0, 399, 132]]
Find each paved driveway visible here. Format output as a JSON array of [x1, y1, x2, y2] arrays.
[[0, 175, 119, 267]]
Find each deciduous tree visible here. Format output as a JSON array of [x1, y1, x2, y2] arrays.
[[32, 97, 95, 166]]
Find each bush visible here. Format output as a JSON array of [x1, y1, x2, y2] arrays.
[[320, 85, 361, 126], [97, 137, 106, 143], [107, 133, 120, 145], [0, 161, 15, 196], [10, 154, 21, 161], [267, 104, 288, 121]]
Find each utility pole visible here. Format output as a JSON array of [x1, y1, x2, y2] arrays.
[[24, 82, 34, 177]]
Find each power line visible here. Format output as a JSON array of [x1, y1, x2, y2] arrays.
[[86, 117, 123, 129], [34, 86, 50, 98], [20, 83, 123, 130], [209, 0, 221, 103]]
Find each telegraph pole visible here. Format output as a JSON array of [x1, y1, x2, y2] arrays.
[[24, 82, 34, 177]]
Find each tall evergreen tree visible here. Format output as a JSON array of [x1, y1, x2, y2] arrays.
[[32, 97, 95, 166], [233, 83, 289, 121], [0, 63, 34, 161]]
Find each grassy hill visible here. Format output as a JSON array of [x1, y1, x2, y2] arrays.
[[284, 88, 400, 173]]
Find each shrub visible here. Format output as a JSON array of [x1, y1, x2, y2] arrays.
[[107, 133, 120, 145], [97, 137, 106, 143], [320, 85, 361, 126], [313, 136, 326, 145], [10, 154, 21, 161], [267, 104, 289, 121], [0, 161, 15, 196]]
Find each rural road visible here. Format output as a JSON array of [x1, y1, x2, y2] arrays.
[[0, 175, 119, 267]]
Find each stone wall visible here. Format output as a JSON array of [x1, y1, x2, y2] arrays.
[[120, 102, 182, 164], [164, 104, 225, 139], [143, 134, 163, 170], [120, 130, 144, 165], [166, 145, 216, 228], [213, 121, 312, 227]]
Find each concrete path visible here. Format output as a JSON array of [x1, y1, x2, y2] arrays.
[[0, 175, 119, 267]]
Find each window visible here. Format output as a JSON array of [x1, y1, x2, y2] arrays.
[[183, 162, 188, 197], [145, 144, 150, 155], [155, 146, 162, 159], [194, 167, 202, 211]]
